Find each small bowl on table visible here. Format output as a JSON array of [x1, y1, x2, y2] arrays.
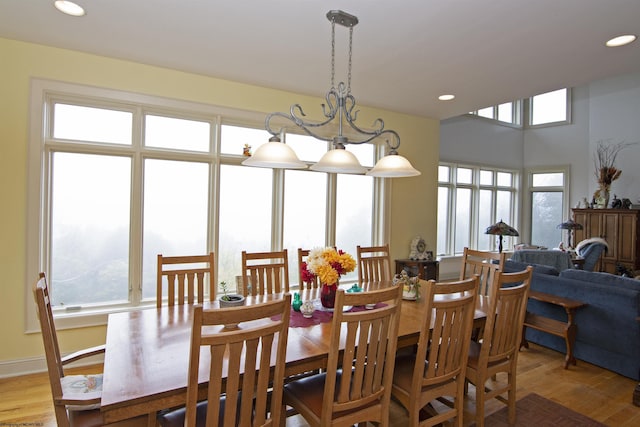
[[300, 301, 315, 318]]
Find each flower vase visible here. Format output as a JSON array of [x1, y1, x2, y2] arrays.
[[595, 185, 610, 209], [320, 283, 337, 309]]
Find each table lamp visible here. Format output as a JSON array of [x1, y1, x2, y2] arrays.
[[557, 219, 583, 249], [485, 220, 519, 253]]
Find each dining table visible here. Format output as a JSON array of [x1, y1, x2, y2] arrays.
[[100, 282, 488, 424]]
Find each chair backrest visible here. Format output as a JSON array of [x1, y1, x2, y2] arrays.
[[33, 273, 65, 403], [185, 294, 291, 427], [241, 250, 290, 297], [157, 253, 215, 308], [297, 247, 337, 290], [357, 244, 392, 283], [479, 267, 532, 367], [577, 242, 608, 272], [320, 284, 403, 424], [297, 248, 319, 290], [33, 273, 104, 427], [459, 247, 506, 296], [413, 276, 479, 391]]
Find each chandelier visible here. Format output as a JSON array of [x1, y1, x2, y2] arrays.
[[242, 10, 420, 178]]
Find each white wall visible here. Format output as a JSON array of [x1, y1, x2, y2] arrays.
[[440, 115, 524, 168], [589, 73, 640, 204], [523, 85, 591, 206]]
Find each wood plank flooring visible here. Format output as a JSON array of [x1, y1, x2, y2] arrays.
[[1, 343, 638, 426]]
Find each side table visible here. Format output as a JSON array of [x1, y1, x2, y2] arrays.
[[394, 259, 439, 281], [521, 290, 586, 369]]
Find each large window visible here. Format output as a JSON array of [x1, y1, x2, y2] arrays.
[[527, 169, 568, 249], [437, 163, 519, 256], [27, 80, 381, 329]]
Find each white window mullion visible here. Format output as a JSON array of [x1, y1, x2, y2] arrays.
[[129, 106, 144, 304]]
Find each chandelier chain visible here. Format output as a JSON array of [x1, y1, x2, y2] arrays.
[[348, 26, 353, 94], [330, 19, 336, 89]]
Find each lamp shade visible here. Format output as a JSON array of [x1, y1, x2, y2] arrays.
[[310, 148, 368, 174], [485, 220, 519, 237], [366, 153, 421, 177], [557, 219, 583, 230], [485, 220, 519, 253], [241, 136, 307, 169]]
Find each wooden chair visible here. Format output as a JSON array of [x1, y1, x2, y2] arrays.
[[281, 284, 403, 426], [357, 244, 392, 283], [459, 247, 506, 296], [391, 275, 479, 427], [33, 273, 146, 427], [241, 249, 290, 297], [465, 266, 533, 427], [297, 248, 319, 290], [297, 247, 336, 290], [156, 252, 215, 308], [158, 294, 292, 427]]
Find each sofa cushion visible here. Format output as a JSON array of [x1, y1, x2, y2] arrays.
[[559, 269, 640, 292], [504, 259, 559, 276]]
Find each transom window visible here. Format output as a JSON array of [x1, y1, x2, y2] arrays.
[[529, 88, 570, 126], [468, 87, 571, 128]]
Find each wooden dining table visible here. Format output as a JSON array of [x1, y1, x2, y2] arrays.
[[100, 283, 488, 424]]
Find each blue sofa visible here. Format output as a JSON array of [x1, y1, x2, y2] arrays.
[[504, 260, 640, 380]]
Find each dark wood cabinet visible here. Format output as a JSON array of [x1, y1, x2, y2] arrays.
[[395, 259, 439, 281], [572, 208, 640, 273]]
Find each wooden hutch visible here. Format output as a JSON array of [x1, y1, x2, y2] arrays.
[[572, 208, 640, 274]]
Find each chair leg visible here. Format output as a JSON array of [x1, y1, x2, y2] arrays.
[[475, 379, 486, 427], [507, 371, 516, 424], [147, 412, 157, 427], [279, 403, 288, 427], [54, 405, 71, 427]]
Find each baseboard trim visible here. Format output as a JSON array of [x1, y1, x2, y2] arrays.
[[0, 353, 105, 379]]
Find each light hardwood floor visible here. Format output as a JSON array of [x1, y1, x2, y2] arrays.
[[1, 343, 638, 426]]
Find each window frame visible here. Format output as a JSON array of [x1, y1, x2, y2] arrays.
[[467, 87, 573, 129], [467, 100, 523, 129], [522, 166, 570, 248], [527, 88, 572, 128], [26, 79, 388, 332], [437, 162, 520, 257]]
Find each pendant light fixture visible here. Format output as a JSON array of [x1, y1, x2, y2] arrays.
[[242, 10, 420, 178]]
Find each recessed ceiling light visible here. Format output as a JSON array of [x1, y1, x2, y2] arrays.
[[605, 34, 637, 47], [54, 1, 85, 17], [438, 94, 455, 101]]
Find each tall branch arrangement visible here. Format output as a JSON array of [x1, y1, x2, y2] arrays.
[[594, 140, 638, 187]]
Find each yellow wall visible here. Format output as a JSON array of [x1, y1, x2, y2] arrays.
[[0, 37, 438, 365]]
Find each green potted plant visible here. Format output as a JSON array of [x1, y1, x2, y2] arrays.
[[218, 281, 245, 307]]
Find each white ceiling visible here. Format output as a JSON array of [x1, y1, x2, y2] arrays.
[[1, 0, 639, 120]]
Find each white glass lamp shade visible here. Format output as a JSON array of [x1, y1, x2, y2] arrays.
[[366, 153, 421, 177], [310, 148, 367, 174], [241, 137, 307, 169]]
